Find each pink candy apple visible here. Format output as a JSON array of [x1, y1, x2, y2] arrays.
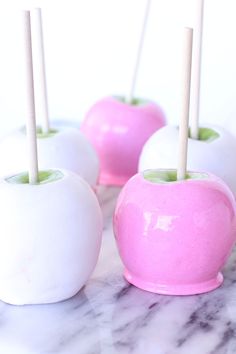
[[81, 96, 166, 186], [113, 169, 236, 295]]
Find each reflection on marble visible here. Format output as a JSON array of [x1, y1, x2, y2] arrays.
[[0, 186, 236, 354]]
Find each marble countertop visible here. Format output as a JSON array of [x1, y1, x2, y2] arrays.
[[1, 186, 236, 354]]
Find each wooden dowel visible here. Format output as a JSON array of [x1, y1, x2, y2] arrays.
[[127, 0, 151, 104], [177, 27, 193, 181], [22, 10, 39, 184], [190, 0, 204, 139], [31, 7, 50, 134]]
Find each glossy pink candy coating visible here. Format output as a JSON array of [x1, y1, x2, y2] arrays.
[[81, 97, 166, 186], [113, 171, 236, 295]]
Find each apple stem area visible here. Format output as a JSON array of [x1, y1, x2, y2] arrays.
[[143, 170, 208, 184], [6, 170, 64, 185]]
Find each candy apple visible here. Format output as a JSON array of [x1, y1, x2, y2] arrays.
[[0, 127, 99, 188], [0, 169, 103, 305], [139, 125, 236, 195], [113, 169, 236, 295], [81, 96, 166, 186]]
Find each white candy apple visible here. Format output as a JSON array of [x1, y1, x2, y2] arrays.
[[139, 124, 236, 195], [5, 9, 100, 188], [0, 169, 103, 305], [0, 126, 99, 188]]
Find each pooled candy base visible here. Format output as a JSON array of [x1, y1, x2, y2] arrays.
[[124, 270, 224, 296]]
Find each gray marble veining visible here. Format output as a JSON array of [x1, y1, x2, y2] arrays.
[[0, 186, 236, 354]]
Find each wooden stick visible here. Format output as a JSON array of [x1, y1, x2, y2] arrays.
[[177, 27, 193, 181], [190, 0, 204, 139], [127, 0, 151, 104], [30, 7, 50, 134], [22, 10, 39, 184]]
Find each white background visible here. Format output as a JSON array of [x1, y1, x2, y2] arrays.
[[0, 0, 235, 136]]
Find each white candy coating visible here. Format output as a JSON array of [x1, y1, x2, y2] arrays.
[[139, 125, 236, 195], [0, 127, 99, 187], [0, 170, 103, 305]]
